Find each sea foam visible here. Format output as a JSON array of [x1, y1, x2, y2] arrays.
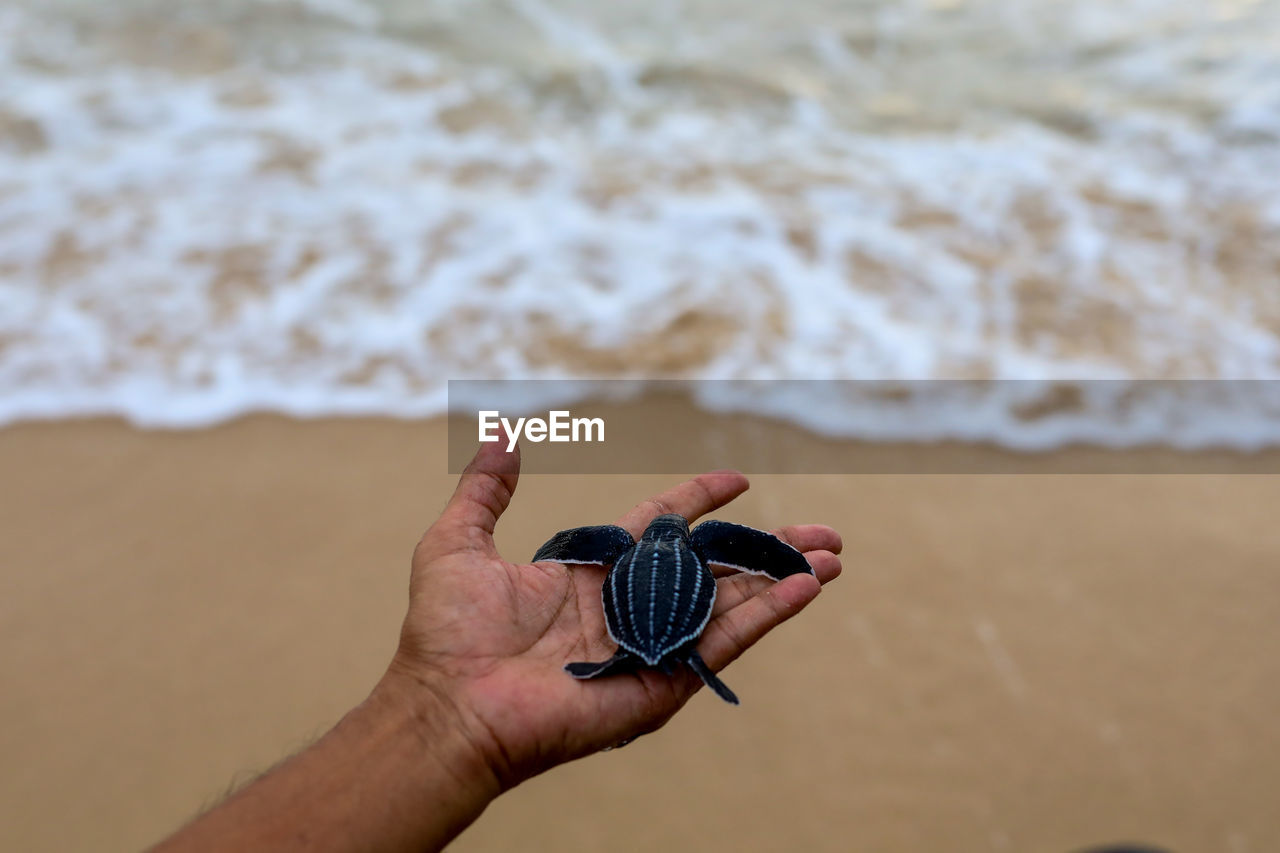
[[2, 0, 1279, 445]]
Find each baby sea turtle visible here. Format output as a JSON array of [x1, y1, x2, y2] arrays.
[[533, 513, 814, 704]]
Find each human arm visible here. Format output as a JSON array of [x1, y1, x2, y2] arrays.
[[152, 439, 842, 851]]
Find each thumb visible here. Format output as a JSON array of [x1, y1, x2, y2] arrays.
[[431, 429, 521, 555]]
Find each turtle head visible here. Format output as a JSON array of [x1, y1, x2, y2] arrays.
[[644, 513, 690, 539]]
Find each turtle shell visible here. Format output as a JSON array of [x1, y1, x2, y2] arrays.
[[602, 522, 715, 666]]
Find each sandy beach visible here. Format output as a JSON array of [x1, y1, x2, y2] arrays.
[[5, 1, 1280, 850], [2, 410, 1278, 852]]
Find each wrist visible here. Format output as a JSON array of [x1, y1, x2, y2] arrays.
[[374, 659, 508, 798]]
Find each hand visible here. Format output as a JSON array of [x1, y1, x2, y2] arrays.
[[386, 439, 842, 789], [151, 438, 842, 853]]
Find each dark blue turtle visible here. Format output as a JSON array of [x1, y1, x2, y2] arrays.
[[533, 513, 814, 704]]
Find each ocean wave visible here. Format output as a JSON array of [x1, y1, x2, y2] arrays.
[[2, 0, 1279, 444]]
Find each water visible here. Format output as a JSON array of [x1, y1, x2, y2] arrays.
[[2, 0, 1279, 443]]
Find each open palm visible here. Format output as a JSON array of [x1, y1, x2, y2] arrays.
[[391, 440, 842, 789]]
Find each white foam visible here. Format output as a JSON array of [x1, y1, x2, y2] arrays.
[[3, 0, 1280, 446]]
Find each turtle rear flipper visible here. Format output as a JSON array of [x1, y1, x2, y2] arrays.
[[565, 650, 639, 679], [685, 650, 739, 705], [534, 525, 635, 565], [689, 520, 813, 580]]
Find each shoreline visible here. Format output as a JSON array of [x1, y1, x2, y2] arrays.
[[10, 401, 1280, 474]]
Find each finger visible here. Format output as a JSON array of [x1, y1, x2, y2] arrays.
[[771, 524, 843, 556], [614, 470, 749, 538], [430, 430, 521, 555], [712, 550, 840, 615], [697, 573, 822, 671]]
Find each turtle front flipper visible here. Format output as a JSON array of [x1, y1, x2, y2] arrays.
[[565, 650, 639, 679], [689, 520, 814, 580], [534, 525, 635, 565], [684, 650, 739, 705]]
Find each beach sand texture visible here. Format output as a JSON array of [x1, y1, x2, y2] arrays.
[[2, 413, 1278, 851]]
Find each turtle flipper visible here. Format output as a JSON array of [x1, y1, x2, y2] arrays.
[[565, 649, 639, 679], [684, 650, 739, 705], [689, 520, 814, 580], [534, 525, 635, 565]]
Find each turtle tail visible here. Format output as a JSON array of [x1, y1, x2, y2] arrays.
[[685, 651, 740, 705]]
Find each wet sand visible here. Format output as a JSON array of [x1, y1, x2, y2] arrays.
[[2, 412, 1278, 851]]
